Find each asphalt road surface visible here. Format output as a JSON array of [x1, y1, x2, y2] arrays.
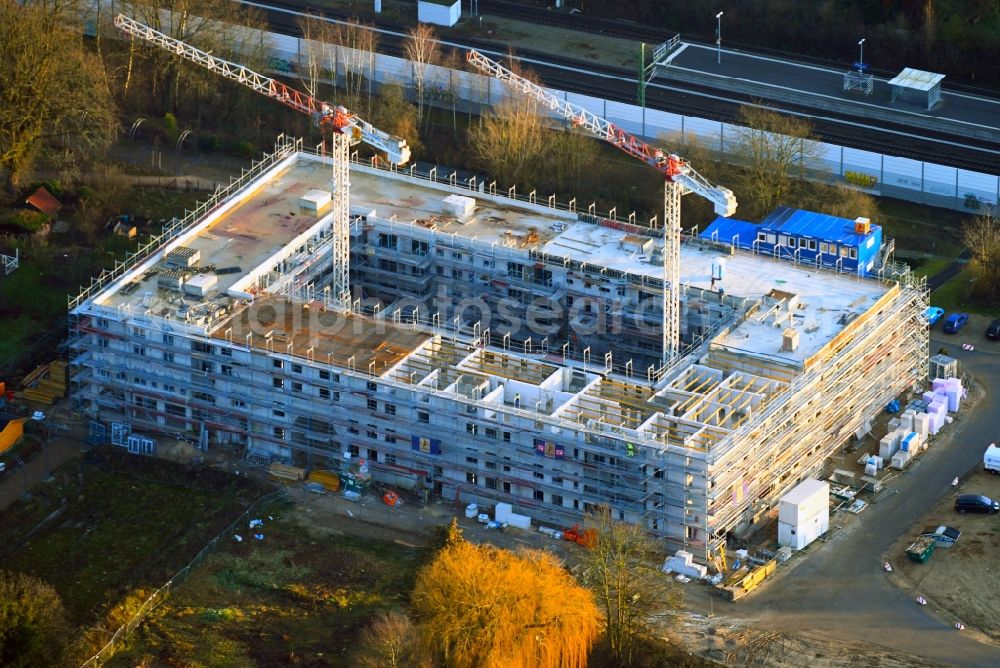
[[738, 334, 1000, 667]]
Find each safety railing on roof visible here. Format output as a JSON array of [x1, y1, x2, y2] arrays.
[[68, 135, 303, 312], [304, 143, 663, 236]]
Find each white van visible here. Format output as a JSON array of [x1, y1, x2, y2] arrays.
[[985, 444, 1000, 474]]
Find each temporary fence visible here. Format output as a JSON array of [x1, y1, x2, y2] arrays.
[[79, 487, 290, 667]]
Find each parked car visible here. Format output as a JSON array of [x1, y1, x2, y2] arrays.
[[954, 494, 1000, 514], [925, 306, 945, 326], [986, 319, 1000, 340], [942, 312, 969, 334]]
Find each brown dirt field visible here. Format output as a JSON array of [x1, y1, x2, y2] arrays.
[[888, 467, 1000, 645], [673, 615, 945, 667]]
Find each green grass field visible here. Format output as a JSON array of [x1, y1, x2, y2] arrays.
[[0, 447, 265, 625], [930, 267, 1000, 317], [109, 517, 429, 667]]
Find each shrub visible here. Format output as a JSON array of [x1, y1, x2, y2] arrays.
[[0, 210, 49, 233]]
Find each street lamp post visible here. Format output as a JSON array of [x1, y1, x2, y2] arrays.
[[716, 12, 724, 65], [857, 38, 866, 72]]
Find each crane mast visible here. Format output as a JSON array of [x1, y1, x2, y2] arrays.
[[114, 13, 415, 312], [466, 49, 737, 366]]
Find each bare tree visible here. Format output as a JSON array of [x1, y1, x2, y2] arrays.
[[468, 62, 546, 188], [297, 14, 336, 99], [0, 570, 70, 668], [922, 0, 938, 52], [544, 127, 599, 194], [439, 49, 466, 135], [730, 105, 820, 219], [333, 20, 378, 109], [0, 0, 117, 191], [405, 24, 441, 124], [368, 83, 422, 159], [963, 207, 1000, 302], [804, 182, 880, 222], [354, 612, 428, 668], [582, 506, 682, 666], [118, 0, 269, 120]]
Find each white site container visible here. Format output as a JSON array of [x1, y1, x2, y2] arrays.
[[778, 511, 828, 550], [417, 0, 460, 27], [778, 478, 830, 525], [777, 479, 829, 550]]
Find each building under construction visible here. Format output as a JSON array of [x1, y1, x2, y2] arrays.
[[68, 137, 928, 560]]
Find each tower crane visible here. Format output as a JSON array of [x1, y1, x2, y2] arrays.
[[115, 13, 412, 311], [466, 49, 737, 367]]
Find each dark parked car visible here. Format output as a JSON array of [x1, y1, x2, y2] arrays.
[[942, 313, 969, 334], [955, 494, 1000, 514], [986, 319, 1000, 340]]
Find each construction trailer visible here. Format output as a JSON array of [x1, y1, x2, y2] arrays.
[[67, 138, 927, 562], [777, 478, 830, 550]]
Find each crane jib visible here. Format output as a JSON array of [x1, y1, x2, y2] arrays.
[[114, 13, 410, 165]]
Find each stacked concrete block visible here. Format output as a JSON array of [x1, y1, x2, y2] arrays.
[[879, 432, 898, 461], [899, 411, 915, 432], [891, 449, 911, 469], [662, 550, 709, 578]]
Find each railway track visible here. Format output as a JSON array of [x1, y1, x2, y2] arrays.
[[249, 0, 999, 173]]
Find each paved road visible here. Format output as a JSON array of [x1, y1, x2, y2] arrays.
[[735, 335, 1000, 667], [927, 249, 973, 292]]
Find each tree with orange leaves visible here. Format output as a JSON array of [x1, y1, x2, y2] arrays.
[[412, 534, 600, 668]]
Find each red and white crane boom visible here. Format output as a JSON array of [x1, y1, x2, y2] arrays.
[[466, 49, 735, 217], [467, 49, 738, 366], [114, 14, 410, 165]]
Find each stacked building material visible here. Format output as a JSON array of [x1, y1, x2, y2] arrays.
[[21, 361, 67, 405], [662, 550, 709, 578], [495, 502, 531, 530]]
